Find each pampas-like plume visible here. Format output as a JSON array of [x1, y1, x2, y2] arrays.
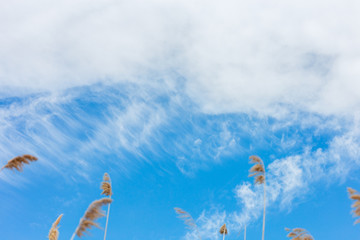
[[101, 173, 112, 240], [48, 214, 63, 240], [70, 198, 112, 240], [174, 207, 201, 240], [285, 228, 314, 240], [219, 224, 228, 240], [101, 173, 112, 196], [1, 154, 38, 172], [348, 187, 360, 224], [248, 155, 266, 240]]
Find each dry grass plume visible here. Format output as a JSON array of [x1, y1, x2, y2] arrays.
[[1, 154, 38, 172], [219, 224, 228, 240], [48, 214, 63, 240], [174, 207, 201, 240], [71, 198, 112, 239], [219, 223, 228, 235], [101, 173, 112, 196], [348, 187, 360, 224], [285, 228, 313, 240]]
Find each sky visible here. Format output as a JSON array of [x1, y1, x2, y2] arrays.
[[1, 0, 360, 239]]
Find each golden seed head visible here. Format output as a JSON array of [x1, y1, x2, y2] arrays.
[[174, 208, 198, 229], [286, 228, 313, 240], [2, 154, 38, 172], [219, 224, 228, 235], [103, 173, 110, 181], [48, 214, 63, 240], [75, 198, 112, 237], [248, 155, 265, 185]]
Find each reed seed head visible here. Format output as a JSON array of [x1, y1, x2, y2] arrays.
[[75, 198, 113, 237], [248, 155, 265, 185], [219, 224, 228, 235], [174, 207, 198, 230], [48, 214, 63, 240], [348, 187, 360, 224], [1, 154, 38, 172], [285, 228, 313, 240], [101, 173, 112, 196]]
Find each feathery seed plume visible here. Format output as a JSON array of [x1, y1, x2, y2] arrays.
[[48, 214, 63, 240], [73, 198, 112, 238], [285, 228, 313, 240], [348, 187, 360, 224], [1, 154, 38, 172], [219, 224, 228, 235], [174, 207, 201, 240]]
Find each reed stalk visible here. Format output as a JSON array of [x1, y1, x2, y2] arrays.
[[248, 155, 266, 240], [101, 173, 112, 240]]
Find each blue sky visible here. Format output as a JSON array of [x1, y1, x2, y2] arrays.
[[1, 0, 360, 239]]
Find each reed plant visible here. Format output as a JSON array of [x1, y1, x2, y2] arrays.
[[101, 173, 112, 240], [248, 155, 266, 240], [347, 187, 360, 224], [1, 154, 37, 172], [174, 207, 201, 240], [285, 228, 313, 240], [219, 223, 228, 240]]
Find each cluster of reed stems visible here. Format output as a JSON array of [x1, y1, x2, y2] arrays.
[[174, 155, 318, 240], [2, 155, 114, 240]]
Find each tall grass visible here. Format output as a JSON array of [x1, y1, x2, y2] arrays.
[[248, 155, 266, 240], [1, 154, 37, 172], [285, 228, 313, 240], [101, 173, 112, 240], [48, 214, 63, 240]]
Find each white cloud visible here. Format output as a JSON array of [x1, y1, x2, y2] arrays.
[[1, 0, 360, 117]]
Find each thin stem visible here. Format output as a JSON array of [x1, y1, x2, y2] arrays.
[[223, 233, 225, 240], [103, 199, 111, 240], [262, 174, 266, 240], [244, 224, 246, 240], [103, 178, 112, 240], [70, 232, 76, 240]]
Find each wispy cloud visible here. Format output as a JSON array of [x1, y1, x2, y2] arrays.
[[182, 114, 360, 239]]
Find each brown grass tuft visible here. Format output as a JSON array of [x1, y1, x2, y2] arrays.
[[1, 154, 38, 172], [219, 224, 228, 235], [48, 214, 63, 240], [348, 187, 360, 224], [285, 227, 313, 240], [74, 198, 113, 238]]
